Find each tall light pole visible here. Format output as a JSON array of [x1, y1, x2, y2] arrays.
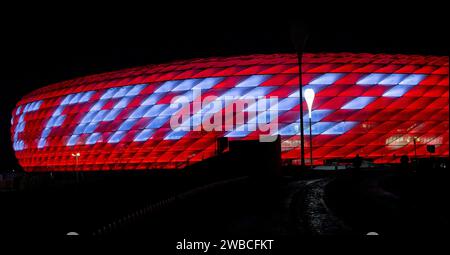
[[291, 22, 309, 168], [304, 88, 315, 167]]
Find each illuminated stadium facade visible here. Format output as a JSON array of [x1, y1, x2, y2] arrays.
[[11, 53, 449, 172]]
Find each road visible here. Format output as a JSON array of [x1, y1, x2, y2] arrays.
[[101, 176, 349, 238], [3, 169, 447, 240]]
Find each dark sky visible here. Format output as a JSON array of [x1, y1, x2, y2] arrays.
[[0, 13, 448, 170]]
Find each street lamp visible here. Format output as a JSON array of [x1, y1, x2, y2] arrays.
[[71, 152, 81, 182], [71, 152, 80, 168], [290, 22, 309, 168], [304, 88, 315, 167]]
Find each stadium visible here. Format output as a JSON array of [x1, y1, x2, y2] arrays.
[[11, 53, 449, 172]]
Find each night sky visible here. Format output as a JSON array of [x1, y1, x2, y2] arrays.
[[0, 12, 447, 170]]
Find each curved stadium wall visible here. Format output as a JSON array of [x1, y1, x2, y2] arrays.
[[10, 53, 449, 172]]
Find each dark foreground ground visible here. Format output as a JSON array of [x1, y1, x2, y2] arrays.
[[1, 166, 449, 249]]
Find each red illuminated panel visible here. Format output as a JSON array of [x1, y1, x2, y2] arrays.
[[10, 53, 449, 172]]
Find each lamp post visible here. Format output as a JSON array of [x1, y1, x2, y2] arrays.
[[413, 136, 418, 167], [413, 137, 418, 159], [304, 88, 315, 167], [290, 22, 309, 168], [71, 152, 80, 167], [71, 152, 80, 181]]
